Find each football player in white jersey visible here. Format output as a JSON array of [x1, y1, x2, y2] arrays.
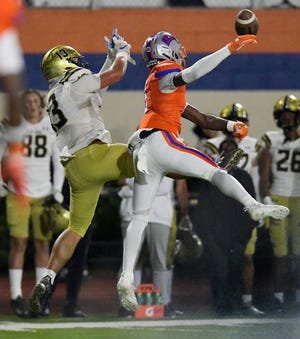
[[204, 103, 263, 315], [27, 30, 135, 315], [0, 89, 65, 317], [258, 94, 300, 312]]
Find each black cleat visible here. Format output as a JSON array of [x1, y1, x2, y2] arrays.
[[27, 275, 53, 315], [217, 147, 244, 172], [11, 296, 29, 318]]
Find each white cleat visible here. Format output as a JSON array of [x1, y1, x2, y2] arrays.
[[247, 203, 289, 221], [117, 272, 138, 312]]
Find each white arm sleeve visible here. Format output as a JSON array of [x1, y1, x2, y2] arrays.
[[98, 55, 113, 74], [181, 46, 230, 84], [98, 56, 113, 95]]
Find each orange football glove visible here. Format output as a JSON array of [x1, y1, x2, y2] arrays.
[[1, 142, 27, 206], [233, 121, 248, 139], [227, 34, 257, 54]]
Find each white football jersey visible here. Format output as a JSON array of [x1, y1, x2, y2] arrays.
[[46, 68, 111, 157], [259, 130, 300, 197], [204, 134, 260, 198], [2, 116, 64, 198]]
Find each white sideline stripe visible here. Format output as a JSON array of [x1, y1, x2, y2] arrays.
[[0, 318, 295, 331]]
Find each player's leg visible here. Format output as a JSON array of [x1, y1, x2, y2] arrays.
[[146, 222, 172, 305], [268, 201, 288, 313], [118, 144, 163, 311], [149, 131, 289, 221], [63, 222, 94, 318], [31, 196, 52, 316], [241, 228, 264, 315], [28, 144, 106, 314], [7, 192, 30, 318]]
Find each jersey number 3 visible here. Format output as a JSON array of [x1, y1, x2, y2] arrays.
[[48, 93, 68, 132]]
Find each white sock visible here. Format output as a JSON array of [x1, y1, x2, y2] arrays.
[[242, 294, 252, 305], [35, 267, 46, 284], [122, 218, 147, 282], [45, 269, 57, 285], [9, 269, 23, 300]]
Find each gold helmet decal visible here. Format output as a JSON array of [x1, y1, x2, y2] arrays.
[[41, 45, 83, 80]]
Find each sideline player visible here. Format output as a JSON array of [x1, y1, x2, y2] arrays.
[[258, 94, 300, 312], [27, 29, 136, 315], [117, 31, 289, 312], [0, 89, 65, 317]]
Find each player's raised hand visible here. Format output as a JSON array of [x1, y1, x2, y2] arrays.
[[104, 28, 119, 60], [227, 34, 257, 53], [233, 121, 248, 139], [111, 28, 136, 65]]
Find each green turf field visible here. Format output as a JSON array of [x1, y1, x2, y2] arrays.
[[0, 316, 298, 339]]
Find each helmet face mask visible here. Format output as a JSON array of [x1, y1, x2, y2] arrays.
[[273, 94, 300, 131], [220, 103, 249, 124], [142, 31, 187, 68], [41, 45, 88, 80]]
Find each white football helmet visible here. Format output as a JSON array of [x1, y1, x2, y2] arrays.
[[142, 31, 187, 68]]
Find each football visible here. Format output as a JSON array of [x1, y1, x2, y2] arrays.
[[235, 9, 259, 35]]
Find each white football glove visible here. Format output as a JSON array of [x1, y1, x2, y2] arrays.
[[104, 28, 136, 65], [104, 28, 118, 61], [112, 28, 136, 65]]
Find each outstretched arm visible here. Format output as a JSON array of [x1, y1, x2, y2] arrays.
[[173, 35, 257, 87], [182, 104, 248, 139]]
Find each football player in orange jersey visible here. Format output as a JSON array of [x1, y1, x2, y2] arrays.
[[117, 31, 290, 312]]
